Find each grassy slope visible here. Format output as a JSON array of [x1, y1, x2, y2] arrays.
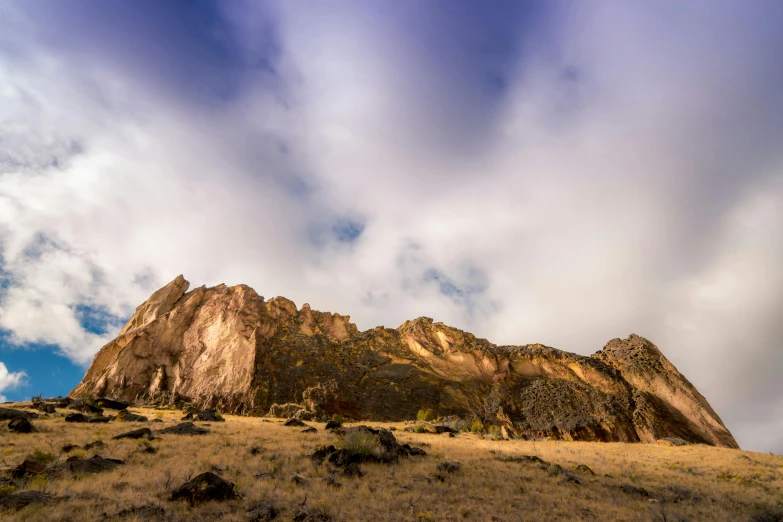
[[0, 404, 781, 521]]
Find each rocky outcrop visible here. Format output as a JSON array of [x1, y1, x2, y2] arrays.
[[71, 276, 738, 448]]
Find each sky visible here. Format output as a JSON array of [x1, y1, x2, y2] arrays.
[[0, 0, 781, 453]]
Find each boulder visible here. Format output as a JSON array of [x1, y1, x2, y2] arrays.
[[325, 420, 342, 430], [11, 456, 47, 479], [0, 408, 37, 421], [113, 428, 153, 440], [65, 413, 89, 423], [157, 422, 208, 435], [115, 410, 148, 422], [95, 398, 130, 411], [171, 472, 239, 505], [191, 409, 224, 422], [52, 455, 124, 475], [283, 418, 306, 427], [8, 418, 33, 433], [88, 416, 114, 423], [32, 402, 56, 414], [301, 427, 317, 434]]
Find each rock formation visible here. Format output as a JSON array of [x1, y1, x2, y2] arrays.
[[71, 275, 738, 447]]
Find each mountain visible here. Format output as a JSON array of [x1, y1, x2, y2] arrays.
[[71, 275, 738, 447]]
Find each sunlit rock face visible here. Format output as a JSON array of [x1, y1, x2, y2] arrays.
[[71, 276, 738, 448]]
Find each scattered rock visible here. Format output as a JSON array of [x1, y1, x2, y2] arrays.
[[53, 455, 124, 475], [283, 418, 306, 427], [247, 503, 279, 521], [310, 445, 337, 465], [88, 416, 114, 423], [157, 422, 208, 435], [547, 463, 563, 476], [657, 437, 691, 447], [617, 484, 649, 497], [403, 444, 427, 456], [192, 409, 224, 422], [65, 413, 89, 423], [85, 440, 105, 450], [250, 446, 262, 456], [325, 420, 342, 430], [113, 428, 153, 440], [8, 418, 33, 433], [11, 456, 47, 479], [171, 472, 239, 505], [33, 402, 56, 414], [0, 408, 37, 421], [0, 491, 57, 510], [105, 505, 166, 520], [62, 444, 80, 453], [500, 455, 547, 465], [301, 427, 317, 434], [436, 461, 461, 474], [95, 399, 130, 411], [342, 462, 364, 478], [291, 475, 308, 486], [115, 410, 148, 422], [561, 471, 581, 484], [575, 464, 595, 475], [80, 403, 105, 415]]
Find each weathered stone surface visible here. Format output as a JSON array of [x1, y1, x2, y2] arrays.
[[71, 276, 738, 447], [65, 413, 89, 423]]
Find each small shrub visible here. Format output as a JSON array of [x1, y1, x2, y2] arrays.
[[0, 484, 15, 497], [417, 511, 436, 521], [31, 393, 44, 403], [414, 425, 426, 434], [331, 413, 344, 424], [26, 474, 48, 491], [32, 449, 55, 464], [417, 409, 436, 422], [341, 430, 378, 456], [214, 412, 224, 421], [155, 411, 165, 420], [470, 421, 484, 434]]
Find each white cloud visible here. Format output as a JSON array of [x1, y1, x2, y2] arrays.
[[1, 2, 782, 451], [0, 362, 25, 402]]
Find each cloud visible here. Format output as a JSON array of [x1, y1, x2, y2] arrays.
[[0, 1, 782, 451], [0, 362, 25, 402]]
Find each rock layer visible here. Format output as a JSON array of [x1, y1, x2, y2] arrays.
[[71, 276, 738, 447]]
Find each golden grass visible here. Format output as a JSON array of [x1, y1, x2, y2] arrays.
[[0, 404, 781, 521]]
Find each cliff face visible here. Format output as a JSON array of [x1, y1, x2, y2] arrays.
[[71, 276, 738, 448]]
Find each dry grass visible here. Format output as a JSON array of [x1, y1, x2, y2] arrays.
[[0, 403, 781, 521]]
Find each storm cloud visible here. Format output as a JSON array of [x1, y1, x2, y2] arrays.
[[1, 1, 781, 452]]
